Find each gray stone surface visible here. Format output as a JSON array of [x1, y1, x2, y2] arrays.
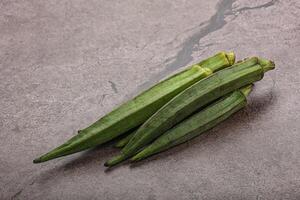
[[0, 0, 299, 199]]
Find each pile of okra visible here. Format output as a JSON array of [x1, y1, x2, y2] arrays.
[[34, 52, 275, 167]]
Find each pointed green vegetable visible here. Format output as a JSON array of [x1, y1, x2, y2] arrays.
[[131, 85, 253, 161], [34, 52, 235, 163], [105, 57, 275, 167]]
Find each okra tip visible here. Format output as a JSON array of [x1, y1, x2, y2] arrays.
[[33, 154, 52, 164], [33, 154, 53, 163], [104, 154, 126, 167], [226, 52, 235, 66], [131, 154, 142, 162], [33, 157, 42, 164]]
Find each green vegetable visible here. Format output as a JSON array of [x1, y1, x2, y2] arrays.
[[33, 52, 235, 163], [131, 85, 252, 161], [105, 57, 275, 167], [114, 130, 136, 148]]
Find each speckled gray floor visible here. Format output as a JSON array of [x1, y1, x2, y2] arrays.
[[1, 0, 299, 199]]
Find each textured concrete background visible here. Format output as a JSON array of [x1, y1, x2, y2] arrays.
[[0, 0, 299, 199]]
